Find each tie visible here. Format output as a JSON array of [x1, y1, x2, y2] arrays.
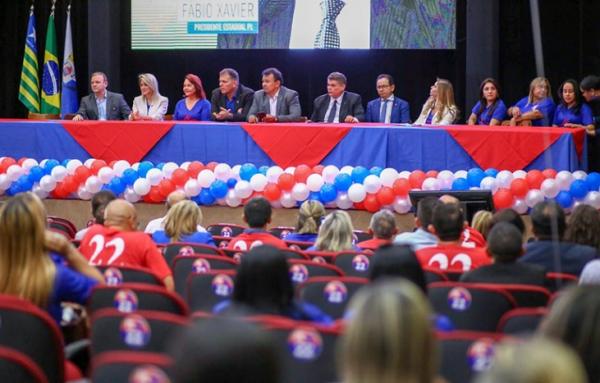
[[379, 99, 389, 123], [327, 100, 338, 123], [314, 0, 345, 49]]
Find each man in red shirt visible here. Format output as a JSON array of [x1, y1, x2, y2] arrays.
[[227, 197, 288, 250], [357, 209, 398, 250], [79, 199, 174, 290], [439, 194, 486, 248], [416, 202, 490, 272]]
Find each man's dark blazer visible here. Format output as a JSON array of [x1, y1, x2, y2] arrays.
[[459, 262, 547, 287], [310, 91, 365, 123], [365, 97, 411, 123], [75, 91, 131, 120], [247, 86, 302, 122], [210, 84, 255, 122], [519, 240, 598, 276]]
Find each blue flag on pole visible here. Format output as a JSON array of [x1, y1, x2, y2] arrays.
[[61, 6, 77, 117]]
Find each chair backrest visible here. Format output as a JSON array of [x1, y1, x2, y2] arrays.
[[269, 226, 295, 239], [87, 283, 189, 316], [162, 242, 224, 269], [297, 277, 369, 320], [333, 252, 372, 278], [471, 283, 550, 308], [0, 346, 48, 383], [304, 250, 338, 264], [0, 294, 64, 383], [206, 223, 246, 237], [90, 309, 188, 358], [497, 307, 548, 335], [91, 351, 173, 383], [444, 270, 464, 281], [352, 230, 371, 243], [280, 248, 310, 261], [185, 270, 237, 312], [47, 217, 76, 239], [437, 330, 505, 383], [96, 265, 164, 287], [424, 267, 450, 284], [428, 282, 516, 332], [288, 259, 344, 286], [545, 272, 578, 292], [285, 240, 314, 250], [172, 255, 238, 297]]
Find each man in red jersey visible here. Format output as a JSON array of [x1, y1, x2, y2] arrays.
[[79, 199, 173, 290], [227, 197, 288, 251], [416, 202, 491, 272], [439, 194, 486, 248]]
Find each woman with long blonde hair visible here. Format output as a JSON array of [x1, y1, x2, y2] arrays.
[[309, 210, 358, 252], [415, 78, 459, 125], [130, 73, 169, 121], [152, 200, 215, 245], [284, 200, 326, 243], [508, 76, 556, 126], [0, 193, 103, 323]]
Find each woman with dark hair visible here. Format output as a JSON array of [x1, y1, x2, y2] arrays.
[[173, 74, 211, 121], [552, 79, 595, 135], [467, 78, 507, 126], [565, 204, 600, 251], [214, 246, 332, 324], [369, 244, 427, 293]]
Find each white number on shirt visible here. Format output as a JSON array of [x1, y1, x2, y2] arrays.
[[88, 234, 126, 265]]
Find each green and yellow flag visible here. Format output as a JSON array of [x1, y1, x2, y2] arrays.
[[41, 10, 60, 114], [18, 6, 40, 113]]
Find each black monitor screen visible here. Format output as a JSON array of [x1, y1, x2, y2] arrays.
[[408, 190, 494, 223]]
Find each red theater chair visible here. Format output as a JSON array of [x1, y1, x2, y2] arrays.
[[96, 265, 164, 287], [172, 255, 238, 297], [162, 242, 224, 268], [186, 270, 237, 312], [288, 259, 344, 286], [333, 251, 373, 277], [497, 307, 548, 335], [91, 351, 173, 383], [0, 346, 48, 383], [206, 223, 246, 237], [269, 226, 295, 239], [297, 276, 368, 320]]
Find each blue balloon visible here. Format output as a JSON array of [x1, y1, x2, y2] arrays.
[[351, 166, 369, 184], [156, 162, 165, 170], [17, 174, 33, 191], [259, 166, 269, 175], [308, 191, 322, 202], [239, 163, 258, 181], [334, 173, 352, 191], [484, 168, 499, 178], [586, 172, 600, 191], [61, 159, 71, 167], [370, 166, 383, 176], [122, 168, 139, 186], [108, 177, 126, 195], [227, 178, 238, 188], [138, 161, 153, 177], [569, 179, 588, 199], [209, 180, 228, 199], [555, 191, 574, 209], [467, 168, 485, 187], [44, 159, 59, 173], [27, 166, 44, 183], [199, 188, 216, 205], [320, 184, 337, 203], [452, 178, 469, 191], [6, 185, 19, 196]]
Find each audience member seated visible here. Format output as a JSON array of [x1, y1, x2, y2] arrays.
[[539, 285, 600, 383], [227, 197, 287, 250], [0, 193, 103, 323], [507, 76, 555, 126], [357, 209, 398, 250], [467, 77, 507, 126], [339, 279, 438, 383], [564, 204, 600, 252], [173, 74, 211, 121], [247, 67, 302, 123], [211, 68, 254, 122], [75, 190, 116, 240], [170, 319, 280, 383], [73, 71, 131, 120], [152, 200, 214, 246], [394, 196, 439, 250], [129, 73, 169, 121], [416, 202, 490, 272], [439, 194, 486, 248], [552, 79, 594, 135], [519, 201, 598, 275], [79, 199, 174, 290], [284, 200, 325, 243], [579, 259, 600, 285], [580, 75, 600, 171], [414, 78, 459, 125], [471, 209, 493, 239], [488, 208, 526, 238], [310, 72, 365, 123], [474, 337, 586, 383], [214, 246, 332, 324], [145, 190, 206, 234], [460, 222, 546, 286], [365, 74, 411, 123], [369, 245, 427, 293], [307, 210, 360, 252]]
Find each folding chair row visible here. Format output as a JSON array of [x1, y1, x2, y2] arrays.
[[173, 255, 238, 297], [162, 242, 226, 268], [296, 276, 369, 320], [91, 351, 173, 383]]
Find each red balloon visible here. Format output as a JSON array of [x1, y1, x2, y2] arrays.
[[542, 168, 557, 179], [312, 165, 324, 174], [17, 157, 28, 166], [62, 175, 78, 193], [109, 160, 117, 168], [263, 183, 281, 201], [363, 194, 381, 213], [510, 178, 529, 198], [74, 166, 91, 183], [425, 170, 438, 178], [409, 170, 426, 189], [0, 157, 16, 172], [277, 173, 295, 191], [294, 165, 312, 183], [148, 186, 163, 203], [376, 186, 395, 205], [392, 178, 410, 197], [90, 160, 107, 175], [493, 188, 514, 210], [206, 162, 218, 171], [171, 168, 189, 186], [158, 179, 175, 197], [526, 170, 544, 189], [187, 161, 204, 178], [52, 184, 69, 199], [353, 202, 365, 210]]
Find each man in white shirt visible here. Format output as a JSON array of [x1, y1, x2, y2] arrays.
[[247, 67, 302, 123]]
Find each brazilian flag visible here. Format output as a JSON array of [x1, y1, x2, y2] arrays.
[[41, 11, 60, 114]]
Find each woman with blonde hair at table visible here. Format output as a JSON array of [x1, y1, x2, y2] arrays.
[[507, 76, 555, 126], [339, 279, 438, 383], [130, 73, 169, 121], [308, 210, 359, 252], [415, 78, 459, 125], [152, 200, 215, 246]]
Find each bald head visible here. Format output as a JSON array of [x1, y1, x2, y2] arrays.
[[104, 199, 138, 231], [167, 190, 187, 209], [439, 194, 459, 204]]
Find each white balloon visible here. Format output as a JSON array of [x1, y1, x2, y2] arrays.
[[131, 162, 140, 171], [480, 176, 498, 193], [573, 170, 587, 180], [525, 189, 545, 208], [97, 166, 115, 184], [39, 175, 57, 192], [180, 161, 191, 171], [513, 170, 527, 179], [132, 178, 151, 196], [32, 184, 48, 199], [540, 179, 559, 198], [335, 192, 354, 210], [250, 173, 268, 192], [437, 170, 454, 189], [511, 198, 528, 214], [348, 183, 366, 203], [112, 160, 130, 176], [556, 170, 574, 190], [284, 166, 296, 175], [496, 170, 514, 189], [77, 185, 93, 200], [398, 171, 411, 179], [22, 158, 39, 170], [0, 174, 10, 190], [234, 180, 253, 199], [184, 179, 201, 197], [306, 173, 324, 192], [363, 174, 382, 193], [225, 189, 242, 207], [214, 163, 232, 181], [422, 177, 441, 191], [49, 165, 67, 182], [322, 165, 340, 184], [124, 187, 141, 203], [454, 170, 468, 179], [197, 169, 216, 188], [584, 191, 600, 209], [162, 162, 179, 178], [231, 165, 242, 180], [85, 175, 103, 194], [291, 183, 310, 201], [379, 168, 399, 187], [340, 166, 354, 175], [84, 158, 95, 168], [393, 196, 412, 214], [280, 192, 296, 208], [6, 164, 24, 182], [266, 166, 284, 183]]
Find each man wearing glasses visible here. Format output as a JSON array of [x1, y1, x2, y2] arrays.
[[365, 74, 410, 123]]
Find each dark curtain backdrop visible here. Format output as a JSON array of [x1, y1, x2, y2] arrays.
[[2, 0, 600, 120]]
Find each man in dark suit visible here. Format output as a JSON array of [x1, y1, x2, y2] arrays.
[[365, 74, 410, 123], [519, 201, 598, 276], [247, 67, 302, 123], [310, 72, 364, 123], [73, 72, 131, 120], [211, 68, 255, 122]]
